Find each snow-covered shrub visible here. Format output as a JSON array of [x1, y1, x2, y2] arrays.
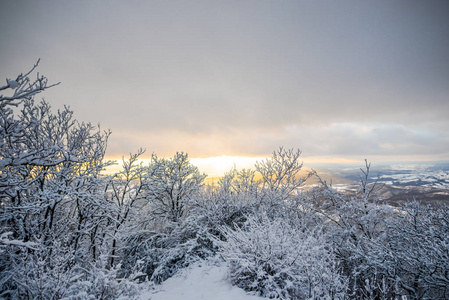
[[1, 240, 140, 300], [122, 215, 217, 284], [191, 185, 255, 241], [219, 213, 348, 299], [63, 264, 141, 300], [304, 161, 396, 298], [255, 148, 311, 207], [145, 152, 207, 223], [305, 161, 449, 299], [194, 148, 312, 231], [384, 201, 449, 299], [8, 245, 75, 299]]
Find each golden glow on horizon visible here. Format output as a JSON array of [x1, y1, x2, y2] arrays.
[[103, 155, 267, 177], [190, 156, 267, 177], [103, 154, 448, 177], [103, 155, 362, 177]]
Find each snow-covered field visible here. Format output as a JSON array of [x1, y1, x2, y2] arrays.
[[379, 170, 449, 188], [138, 259, 262, 300]]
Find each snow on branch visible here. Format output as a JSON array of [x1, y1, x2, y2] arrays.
[[0, 59, 60, 106]]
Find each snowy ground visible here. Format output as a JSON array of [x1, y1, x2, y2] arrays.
[[138, 258, 263, 300]]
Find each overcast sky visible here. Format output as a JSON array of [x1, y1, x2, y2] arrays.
[[1, 0, 448, 162]]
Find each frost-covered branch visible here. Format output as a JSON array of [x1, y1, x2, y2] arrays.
[[0, 59, 59, 106]]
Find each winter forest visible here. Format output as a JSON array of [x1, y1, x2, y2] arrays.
[[1, 63, 448, 299]]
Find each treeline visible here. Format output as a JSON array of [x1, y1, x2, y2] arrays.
[[1, 64, 448, 299]]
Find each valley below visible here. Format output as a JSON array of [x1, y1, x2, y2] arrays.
[[310, 161, 449, 206]]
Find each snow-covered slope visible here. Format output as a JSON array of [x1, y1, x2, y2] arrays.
[[378, 170, 449, 188], [138, 259, 262, 300]]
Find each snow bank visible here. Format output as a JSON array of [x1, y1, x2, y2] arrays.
[[138, 259, 262, 300]]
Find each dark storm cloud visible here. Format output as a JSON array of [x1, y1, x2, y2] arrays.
[[1, 0, 448, 158]]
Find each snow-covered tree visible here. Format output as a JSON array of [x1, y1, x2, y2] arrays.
[[104, 149, 152, 268], [302, 161, 396, 298], [146, 152, 206, 223], [1, 60, 59, 195], [384, 201, 449, 299], [255, 147, 311, 206], [0, 62, 128, 298]]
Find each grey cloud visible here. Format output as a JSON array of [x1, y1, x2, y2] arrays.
[[1, 1, 448, 159], [105, 122, 448, 160]]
